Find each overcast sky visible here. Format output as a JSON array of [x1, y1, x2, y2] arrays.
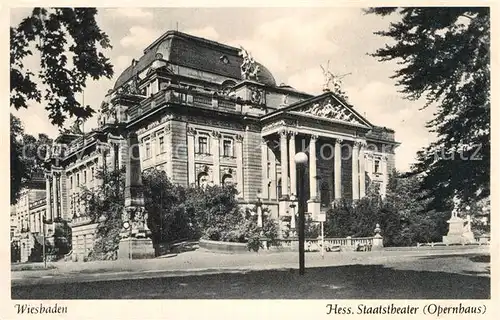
[[10, 7, 436, 172]]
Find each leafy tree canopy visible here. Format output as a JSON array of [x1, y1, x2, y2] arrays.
[[10, 114, 54, 204], [367, 7, 490, 209], [10, 7, 113, 126]]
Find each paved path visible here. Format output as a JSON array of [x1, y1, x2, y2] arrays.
[[11, 246, 489, 287], [11, 247, 490, 299]]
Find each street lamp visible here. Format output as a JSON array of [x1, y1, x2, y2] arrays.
[[289, 194, 297, 237], [294, 152, 308, 275], [123, 221, 131, 260]]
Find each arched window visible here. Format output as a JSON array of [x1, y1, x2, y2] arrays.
[[198, 172, 210, 188]]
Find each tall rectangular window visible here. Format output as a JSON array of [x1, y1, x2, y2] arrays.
[[223, 139, 233, 157], [374, 160, 380, 173], [90, 167, 94, 181], [158, 136, 165, 153], [83, 170, 87, 183], [145, 142, 151, 159], [198, 136, 208, 154]]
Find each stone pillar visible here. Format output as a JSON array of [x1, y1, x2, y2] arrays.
[[288, 131, 297, 197], [307, 135, 321, 217], [235, 134, 244, 197], [359, 143, 366, 198], [372, 224, 384, 250], [261, 138, 269, 199], [334, 138, 342, 200], [309, 135, 318, 200], [381, 155, 388, 197], [52, 173, 59, 219], [269, 146, 277, 200], [119, 131, 154, 260], [45, 174, 53, 221], [59, 173, 66, 220], [165, 124, 173, 178], [279, 130, 289, 198], [211, 130, 221, 185], [352, 141, 360, 200], [187, 127, 196, 186]]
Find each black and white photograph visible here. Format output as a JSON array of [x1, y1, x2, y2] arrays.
[[5, 2, 494, 317]]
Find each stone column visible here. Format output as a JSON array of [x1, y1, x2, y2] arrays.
[[352, 141, 360, 200], [52, 173, 59, 219], [187, 127, 196, 186], [269, 146, 277, 200], [309, 135, 318, 200], [288, 131, 297, 197], [334, 138, 342, 200], [59, 173, 66, 220], [359, 142, 366, 198], [165, 124, 173, 178], [235, 134, 244, 197], [381, 155, 388, 197], [45, 174, 52, 221], [261, 138, 269, 199], [211, 130, 221, 185], [279, 130, 289, 198]]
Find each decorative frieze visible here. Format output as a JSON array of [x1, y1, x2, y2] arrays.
[[295, 97, 367, 127], [136, 114, 174, 135]]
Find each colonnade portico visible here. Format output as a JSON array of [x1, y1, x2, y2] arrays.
[[261, 128, 375, 219]]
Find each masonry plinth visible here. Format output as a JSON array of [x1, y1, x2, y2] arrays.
[[118, 237, 155, 260]]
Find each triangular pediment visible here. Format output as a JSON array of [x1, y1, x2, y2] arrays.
[[265, 92, 372, 128], [288, 93, 372, 128]]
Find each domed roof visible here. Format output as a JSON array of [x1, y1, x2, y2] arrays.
[[112, 31, 277, 91], [255, 62, 276, 87]]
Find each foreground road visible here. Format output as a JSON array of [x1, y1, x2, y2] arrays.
[[12, 248, 490, 299]]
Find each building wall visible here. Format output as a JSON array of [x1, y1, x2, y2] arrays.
[[171, 120, 189, 186], [71, 218, 98, 262], [242, 128, 261, 202]]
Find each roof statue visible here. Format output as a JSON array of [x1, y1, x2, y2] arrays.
[[239, 46, 260, 81], [320, 61, 350, 101], [59, 118, 84, 135]]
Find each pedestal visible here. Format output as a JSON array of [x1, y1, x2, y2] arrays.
[[118, 237, 155, 260], [307, 199, 321, 217], [372, 234, 384, 250], [443, 216, 466, 245]]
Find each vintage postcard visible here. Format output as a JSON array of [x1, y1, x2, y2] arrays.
[[3, 1, 496, 319]]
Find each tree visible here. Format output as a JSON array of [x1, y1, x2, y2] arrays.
[[142, 170, 199, 254], [10, 114, 53, 205], [367, 8, 490, 210], [80, 167, 125, 260], [10, 114, 29, 204], [10, 7, 113, 126]]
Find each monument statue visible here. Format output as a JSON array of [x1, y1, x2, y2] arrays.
[[239, 46, 260, 81], [451, 193, 461, 217]]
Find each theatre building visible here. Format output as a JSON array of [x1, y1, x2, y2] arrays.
[[41, 30, 398, 260]]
